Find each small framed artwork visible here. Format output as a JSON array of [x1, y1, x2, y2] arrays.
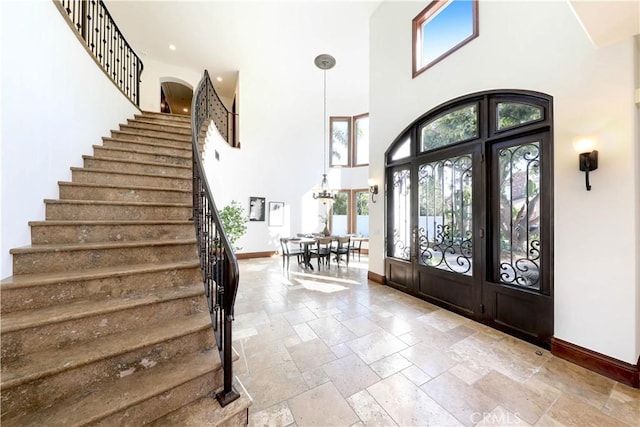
[[249, 197, 266, 221], [269, 201, 284, 226]]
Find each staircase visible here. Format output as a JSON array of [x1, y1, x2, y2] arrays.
[[0, 112, 251, 426]]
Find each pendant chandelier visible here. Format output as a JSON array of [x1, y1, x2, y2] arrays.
[[312, 53, 336, 205]]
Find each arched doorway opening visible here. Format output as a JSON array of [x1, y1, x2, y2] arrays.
[[159, 78, 193, 116]]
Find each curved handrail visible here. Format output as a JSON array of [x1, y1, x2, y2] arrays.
[[55, 0, 143, 106], [190, 70, 240, 406]]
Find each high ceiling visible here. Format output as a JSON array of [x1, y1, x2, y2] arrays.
[[105, 0, 639, 105], [105, 1, 381, 101]]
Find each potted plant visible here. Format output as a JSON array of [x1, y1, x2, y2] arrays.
[[219, 200, 248, 251]]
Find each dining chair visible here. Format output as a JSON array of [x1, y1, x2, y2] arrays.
[[310, 237, 332, 270], [279, 238, 304, 270], [348, 238, 363, 261], [331, 236, 350, 267]]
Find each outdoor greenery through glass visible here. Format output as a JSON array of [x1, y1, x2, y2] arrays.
[[418, 154, 473, 275], [497, 102, 542, 131], [331, 118, 350, 166], [498, 141, 541, 289], [420, 104, 478, 152]]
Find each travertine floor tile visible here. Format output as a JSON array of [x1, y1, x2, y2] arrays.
[[341, 316, 382, 337], [244, 340, 293, 373], [545, 394, 627, 427], [476, 405, 532, 426], [307, 316, 357, 346], [474, 370, 556, 425], [288, 337, 336, 372], [249, 400, 295, 427], [288, 382, 359, 427], [367, 373, 462, 426], [533, 356, 615, 408], [322, 354, 380, 398], [236, 258, 637, 427], [400, 341, 458, 377], [239, 360, 308, 412], [603, 382, 640, 426], [346, 329, 408, 364], [369, 352, 412, 379], [421, 371, 498, 426], [346, 389, 398, 427]]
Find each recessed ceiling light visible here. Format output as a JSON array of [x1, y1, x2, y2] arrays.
[[216, 76, 223, 82], [169, 44, 176, 51], [183, 108, 188, 112]]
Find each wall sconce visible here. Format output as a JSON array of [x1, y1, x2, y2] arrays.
[[369, 179, 379, 203], [573, 136, 598, 191]]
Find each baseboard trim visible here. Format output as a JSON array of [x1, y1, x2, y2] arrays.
[[550, 337, 639, 388], [367, 271, 386, 285], [236, 251, 276, 260]]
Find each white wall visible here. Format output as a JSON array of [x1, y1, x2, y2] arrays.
[[0, 1, 139, 279], [202, 66, 369, 254], [370, 1, 639, 364]]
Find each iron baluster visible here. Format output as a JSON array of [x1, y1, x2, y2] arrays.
[[54, 0, 143, 106], [190, 70, 241, 407]]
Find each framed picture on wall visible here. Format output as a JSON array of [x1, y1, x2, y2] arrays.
[[249, 197, 266, 221], [268, 201, 284, 226]]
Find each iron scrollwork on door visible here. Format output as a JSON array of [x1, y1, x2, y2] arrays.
[[497, 142, 541, 289], [417, 154, 473, 275], [391, 169, 411, 260]]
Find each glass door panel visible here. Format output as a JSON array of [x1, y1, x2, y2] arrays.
[[496, 141, 541, 289], [390, 168, 411, 260], [417, 154, 473, 275]]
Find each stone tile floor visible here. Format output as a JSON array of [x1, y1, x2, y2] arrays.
[[233, 256, 639, 427]]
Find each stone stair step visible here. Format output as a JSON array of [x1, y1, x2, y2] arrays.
[[0, 260, 201, 313], [58, 181, 192, 204], [44, 199, 192, 221], [118, 123, 191, 140], [112, 129, 191, 145], [83, 156, 191, 178], [126, 118, 191, 134], [1, 323, 220, 426], [137, 111, 191, 124], [92, 145, 191, 167], [71, 167, 191, 190], [102, 136, 192, 156], [10, 239, 197, 275], [150, 377, 252, 427], [1, 286, 208, 364], [29, 219, 194, 245]]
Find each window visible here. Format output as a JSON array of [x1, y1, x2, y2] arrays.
[[354, 114, 369, 166], [331, 191, 350, 236], [330, 117, 351, 167], [329, 189, 370, 237], [412, 0, 479, 78], [420, 104, 478, 152], [330, 113, 369, 167]]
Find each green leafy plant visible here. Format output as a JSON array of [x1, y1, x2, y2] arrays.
[[219, 200, 248, 251]]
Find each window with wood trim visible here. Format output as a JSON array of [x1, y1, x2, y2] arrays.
[[329, 189, 370, 237], [412, 0, 479, 78], [330, 114, 370, 167]]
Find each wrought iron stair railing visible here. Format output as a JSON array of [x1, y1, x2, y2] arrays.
[[55, 0, 143, 106], [191, 70, 240, 407]]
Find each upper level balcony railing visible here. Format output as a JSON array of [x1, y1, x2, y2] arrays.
[[55, 0, 143, 106]]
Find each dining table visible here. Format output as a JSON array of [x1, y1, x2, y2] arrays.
[[289, 236, 320, 270]]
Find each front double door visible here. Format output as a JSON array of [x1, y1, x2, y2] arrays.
[[387, 132, 552, 346]]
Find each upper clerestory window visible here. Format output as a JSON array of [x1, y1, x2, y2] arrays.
[[412, 0, 479, 78]]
